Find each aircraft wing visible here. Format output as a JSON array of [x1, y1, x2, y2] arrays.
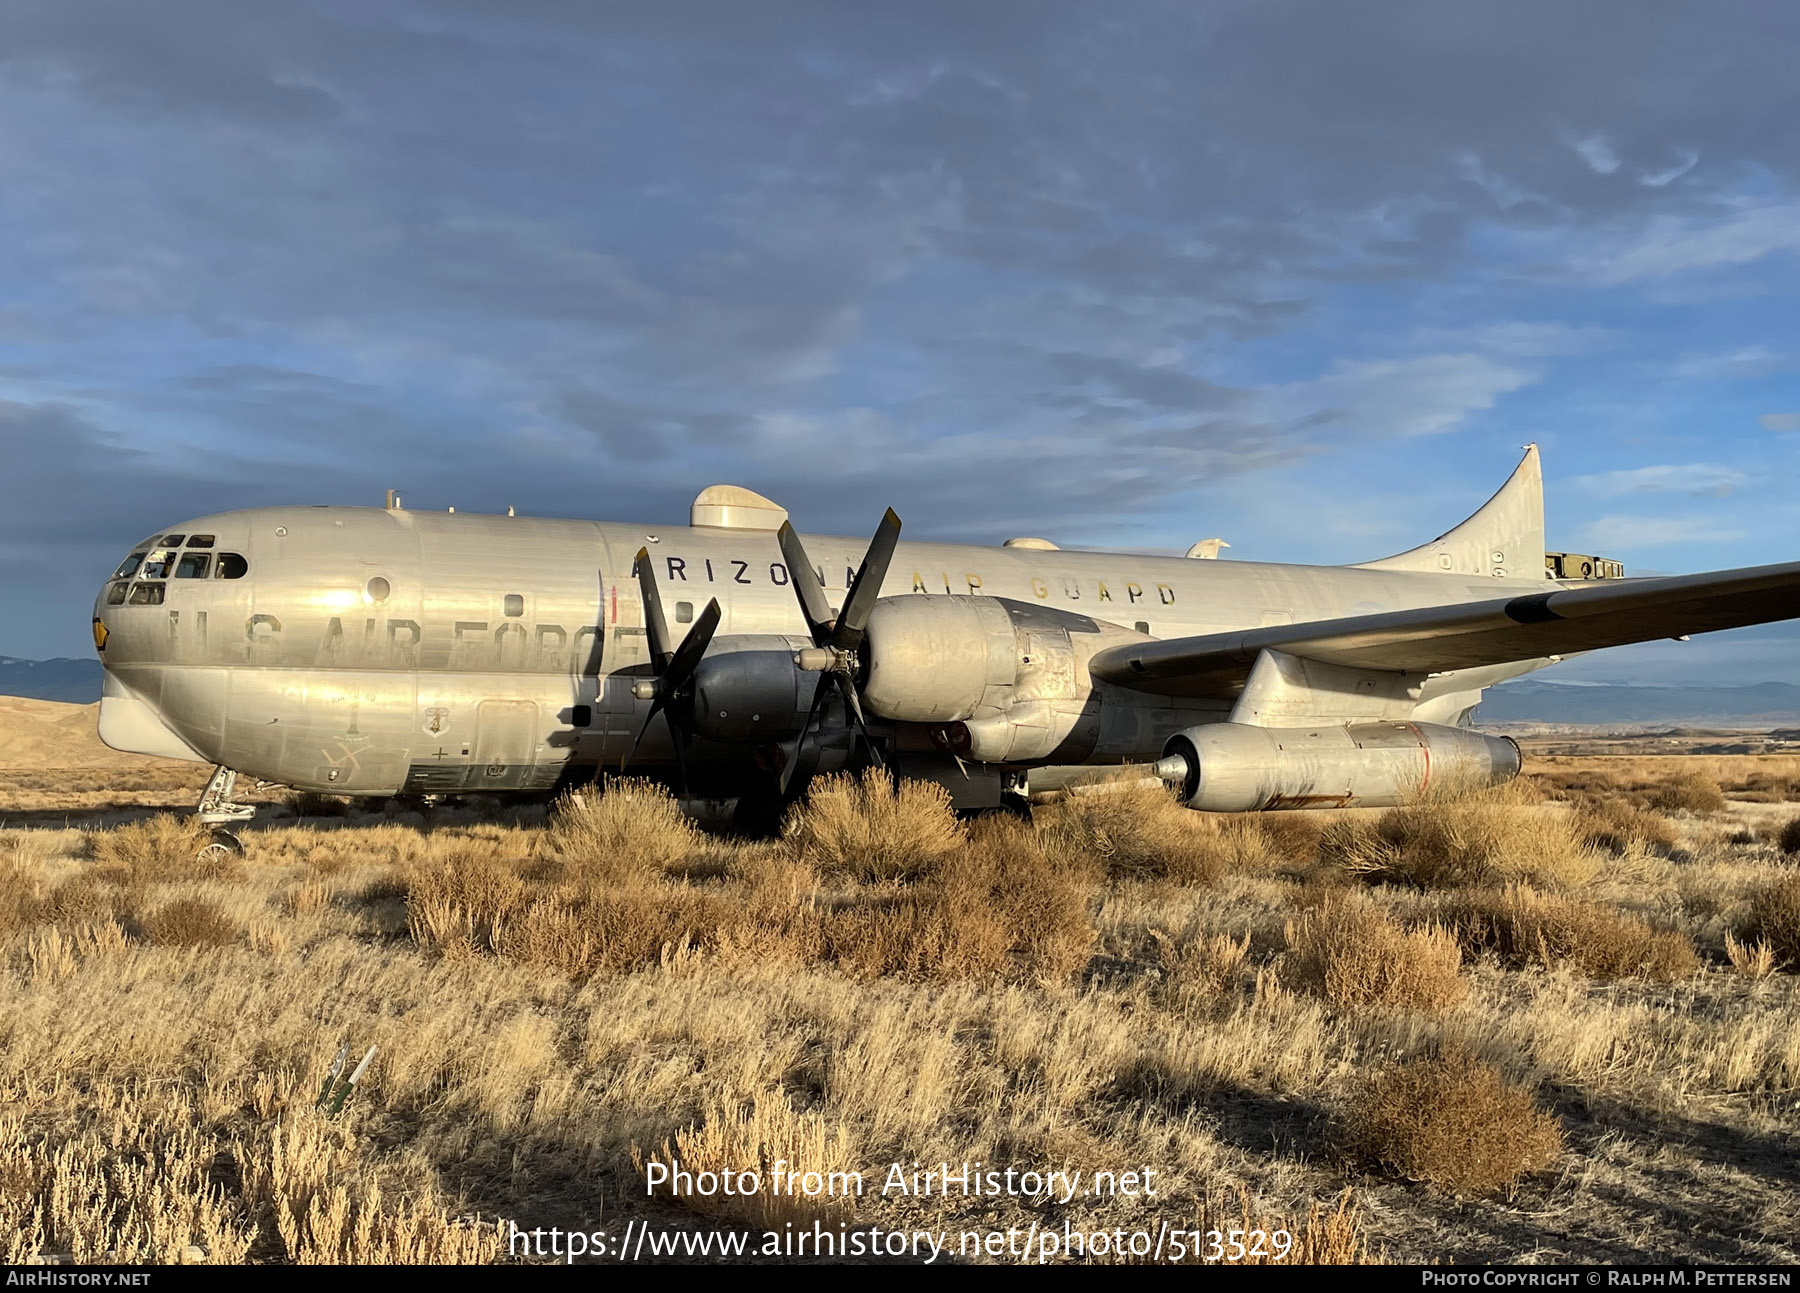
[[1088, 559, 1800, 698]]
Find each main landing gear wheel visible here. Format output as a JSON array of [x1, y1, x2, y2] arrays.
[[196, 828, 245, 865]]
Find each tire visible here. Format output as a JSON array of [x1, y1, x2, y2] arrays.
[[196, 829, 244, 865]]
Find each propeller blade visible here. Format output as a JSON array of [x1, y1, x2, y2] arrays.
[[635, 548, 674, 671], [776, 522, 834, 647], [620, 693, 693, 795], [664, 708, 690, 797], [834, 671, 884, 770], [620, 695, 666, 772], [663, 597, 721, 693], [780, 673, 834, 795], [833, 508, 901, 652]]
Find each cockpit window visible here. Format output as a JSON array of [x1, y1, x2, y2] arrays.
[[140, 549, 179, 579], [186, 534, 215, 548], [160, 534, 186, 547], [113, 551, 147, 579], [215, 552, 248, 579], [106, 581, 129, 605], [175, 553, 211, 579], [126, 582, 165, 605]]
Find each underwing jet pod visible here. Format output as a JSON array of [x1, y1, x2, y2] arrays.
[[90, 454, 1800, 850]]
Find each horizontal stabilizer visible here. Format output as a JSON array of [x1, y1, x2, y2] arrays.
[[1090, 558, 1800, 697]]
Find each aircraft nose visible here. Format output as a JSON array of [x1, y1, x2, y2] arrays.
[[94, 523, 252, 665]]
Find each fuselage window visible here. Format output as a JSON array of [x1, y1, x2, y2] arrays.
[[140, 549, 179, 579], [175, 553, 212, 579], [676, 601, 694, 624], [126, 583, 165, 605], [186, 534, 215, 549], [113, 551, 147, 579], [106, 581, 129, 605], [503, 594, 524, 618], [160, 534, 187, 547], [571, 704, 593, 728], [215, 553, 249, 579]]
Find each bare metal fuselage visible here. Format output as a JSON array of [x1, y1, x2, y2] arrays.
[[92, 505, 1551, 797]]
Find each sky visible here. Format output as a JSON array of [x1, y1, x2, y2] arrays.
[[2, 1, 1798, 680]]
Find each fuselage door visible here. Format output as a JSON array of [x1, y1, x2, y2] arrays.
[[472, 700, 539, 787]]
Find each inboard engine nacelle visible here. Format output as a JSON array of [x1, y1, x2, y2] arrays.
[[1153, 721, 1522, 812], [859, 596, 1021, 723], [856, 594, 1151, 763]]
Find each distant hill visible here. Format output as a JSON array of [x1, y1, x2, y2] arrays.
[[0, 656, 103, 703], [0, 696, 132, 768], [1478, 679, 1800, 726]]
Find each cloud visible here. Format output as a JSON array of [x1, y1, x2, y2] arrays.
[[1639, 148, 1699, 188], [1, 0, 1800, 659], [1566, 132, 1621, 175], [1572, 463, 1749, 499], [1278, 354, 1536, 438], [1580, 200, 1800, 284], [1672, 346, 1797, 380], [1759, 412, 1800, 432], [1580, 515, 1748, 550]]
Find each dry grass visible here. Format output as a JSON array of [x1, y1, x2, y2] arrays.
[[1577, 798, 1681, 856], [1724, 932, 1777, 980], [4, 751, 1800, 1265], [1337, 1051, 1563, 1197], [1319, 786, 1600, 890], [1125, 1188, 1384, 1265], [1198, 1189, 1382, 1265], [404, 784, 1092, 985], [1532, 755, 1800, 806], [546, 778, 712, 878], [1442, 887, 1700, 982], [1648, 771, 1730, 816], [140, 896, 241, 948], [1155, 929, 1252, 1012], [1038, 780, 1277, 884], [820, 815, 1095, 982], [781, 771, 964, 882], [91, 813, 237, 886], [1283, 897, 1466, 1011], [634, 1098, 856, 1230], [1742, 874, 1800, 969], [286, 791, 351, 818]]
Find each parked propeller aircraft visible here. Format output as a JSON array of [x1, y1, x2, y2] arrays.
[[91, 445, 1800, 852]]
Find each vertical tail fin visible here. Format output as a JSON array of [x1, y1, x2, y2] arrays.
[[1353, 445, 1545, 580]]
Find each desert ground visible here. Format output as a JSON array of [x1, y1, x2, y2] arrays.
[[2, 698, 1798, 1265]]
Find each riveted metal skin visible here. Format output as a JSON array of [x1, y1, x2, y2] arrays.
[[86, 498, 1553, 797], [687, 635, 816, 744], [859, 596, 1018, 724], [95, 449, 1737, 808], [1158, 721, 1522, 812]]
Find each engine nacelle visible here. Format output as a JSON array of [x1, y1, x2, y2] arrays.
[[687, 634, 815, 744], [861, 595, 1176, 763], [1155, 721, 1521, 812], [860, 596, 1023, 723]]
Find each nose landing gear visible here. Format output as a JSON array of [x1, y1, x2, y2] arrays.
[[195, 766, 255, 863]]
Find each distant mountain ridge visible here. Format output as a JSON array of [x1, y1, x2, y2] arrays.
[[0, 656, 104, 704], [1478, 678, 1800, 726]]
